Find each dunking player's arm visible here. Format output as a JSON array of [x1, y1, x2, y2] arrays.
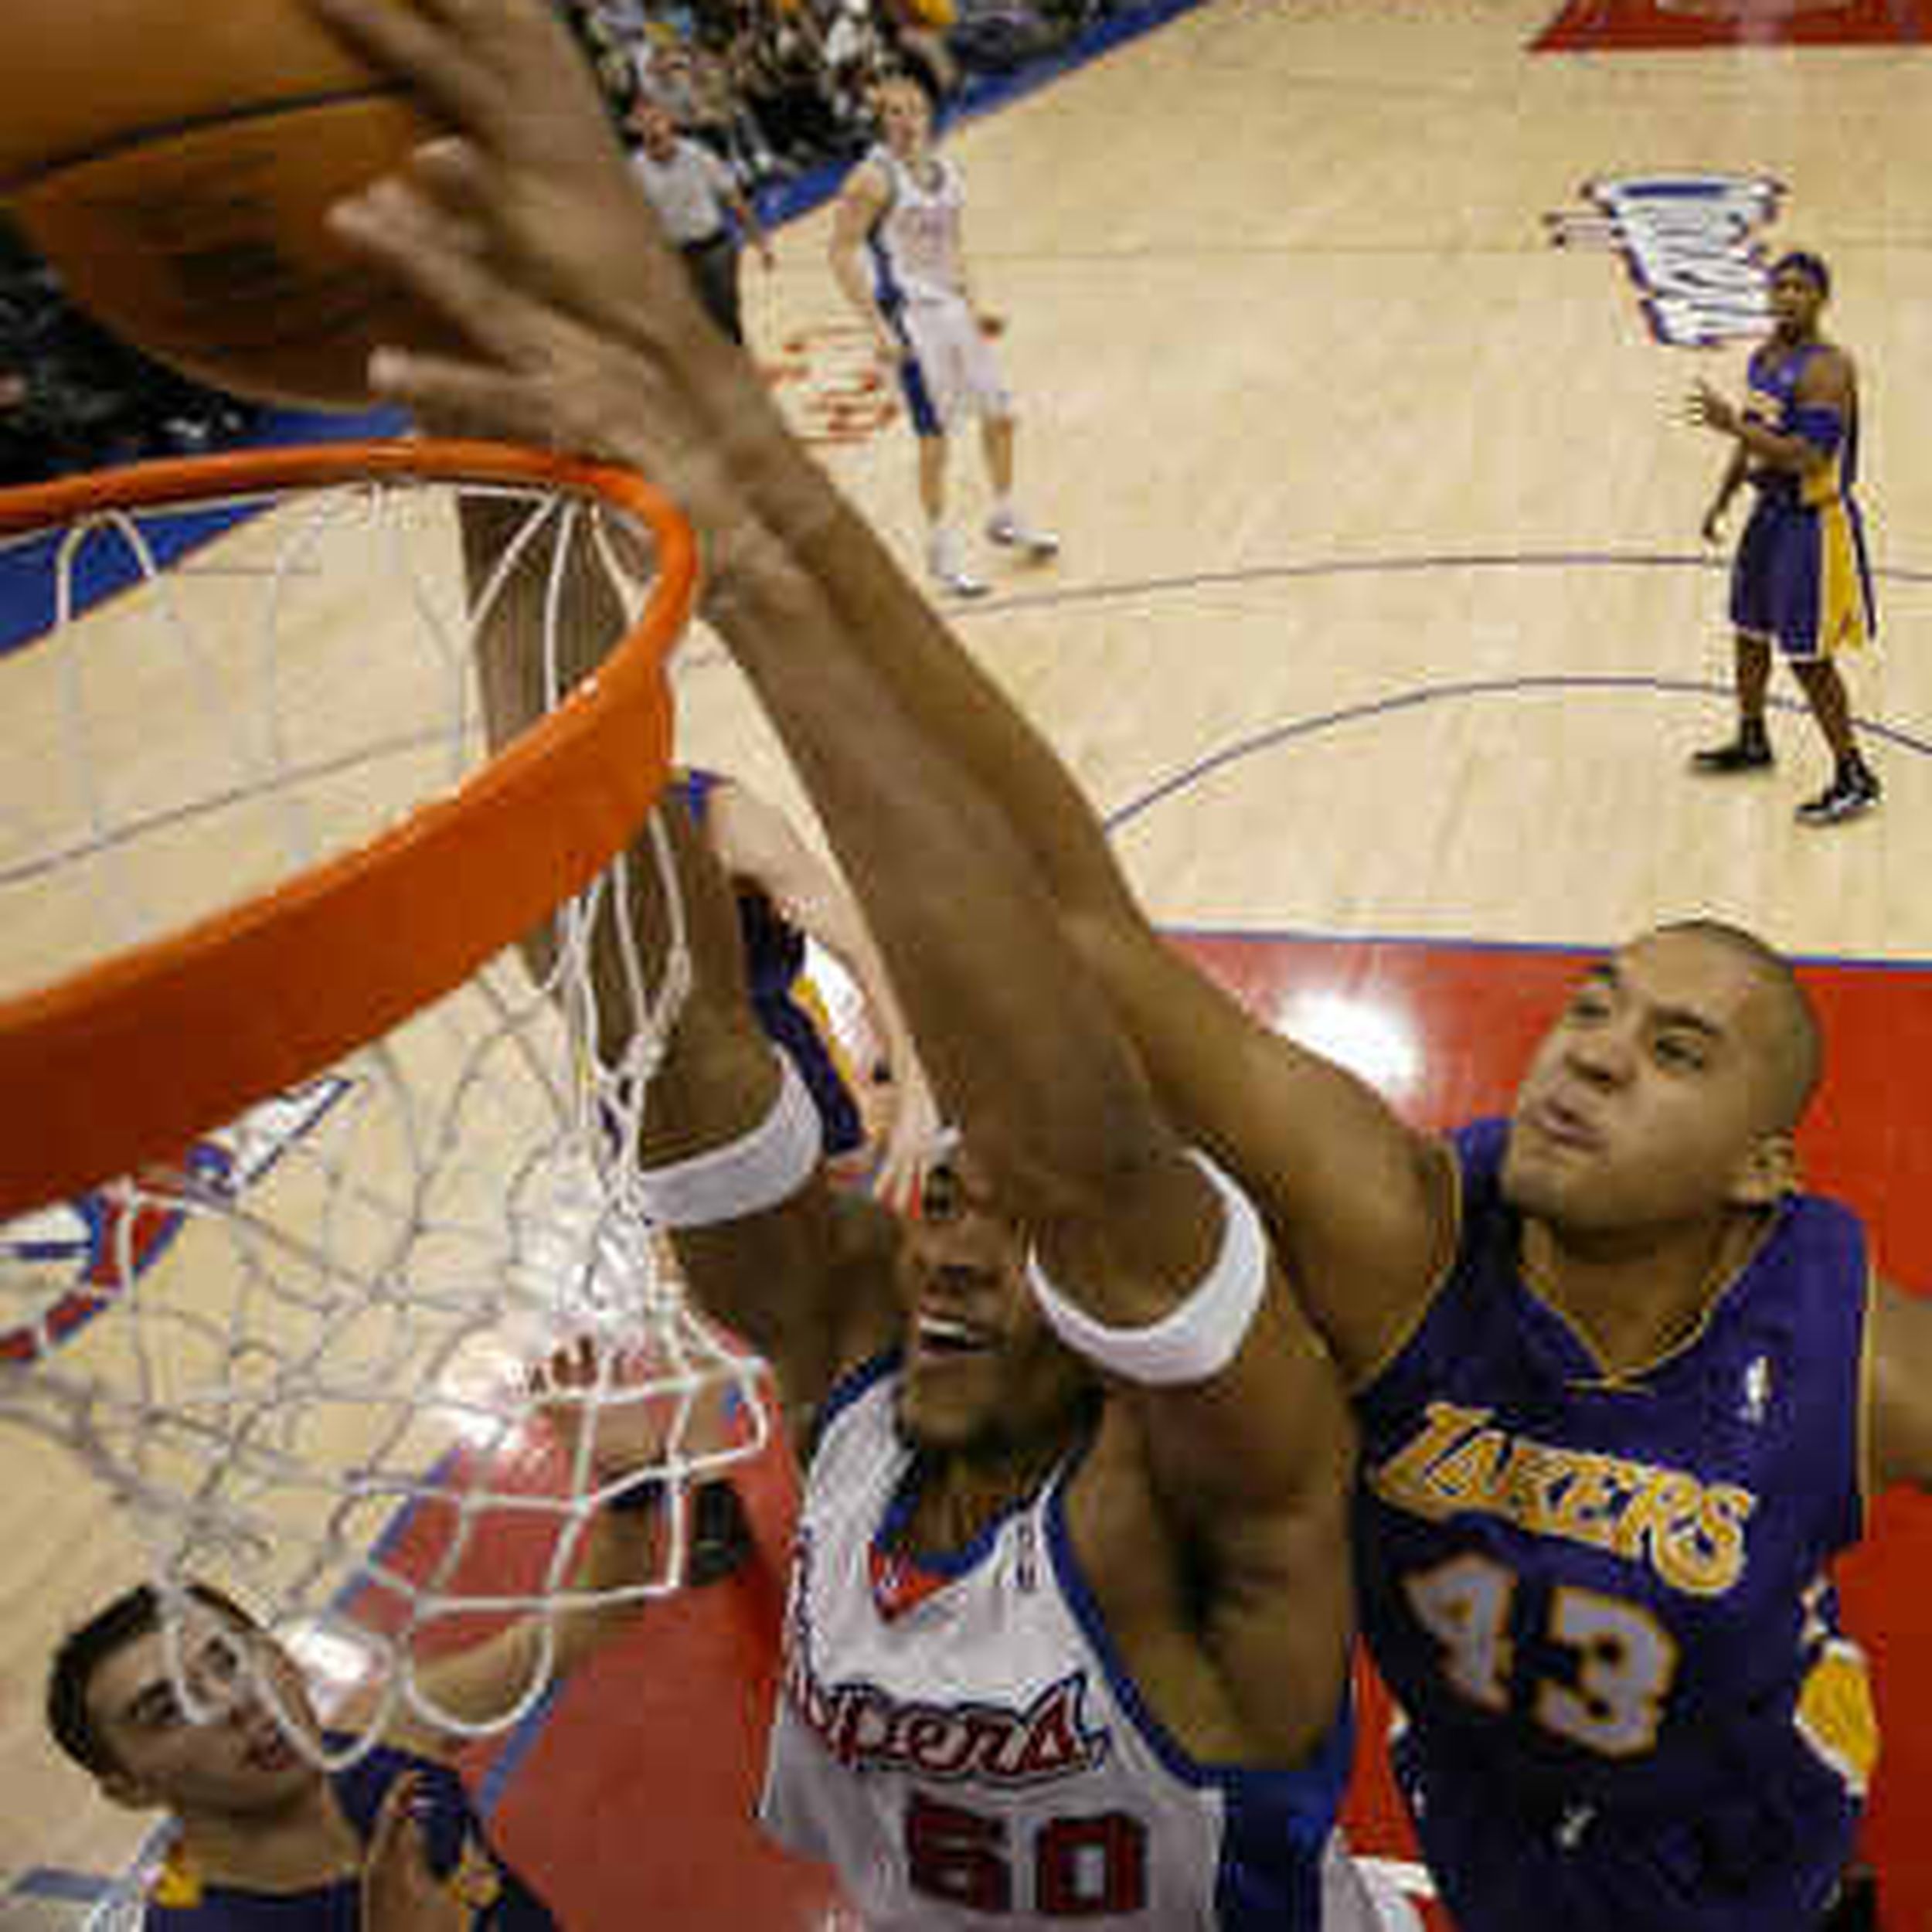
[[310, 0, 1358, 1767], [309, 0, 1440, 1397], [619, 782, 906, 1447], [441, 433, 903, 1449]]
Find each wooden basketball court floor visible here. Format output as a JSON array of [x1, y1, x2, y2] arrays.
[[5, 0, 1932, 1923]]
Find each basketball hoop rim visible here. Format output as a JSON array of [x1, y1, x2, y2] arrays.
[[0, 437, 696, 1223]]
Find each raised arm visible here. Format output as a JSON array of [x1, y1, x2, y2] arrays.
[[622, 785, 901, 1427], [308, 9, 1366, 1720], [658, 414, 1359, 1718], [698, 773, 908, 1061], [307, 0, 1450, 1391], [372, 1339, 696, 1752]]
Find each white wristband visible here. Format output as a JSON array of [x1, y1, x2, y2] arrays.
[[1025, 1150, 1269, 1386], [634, 1049, 822, 1228]]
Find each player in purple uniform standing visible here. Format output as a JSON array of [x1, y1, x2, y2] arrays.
[[1686, 250, 1880, 826], [311, 17, 1932, 1922]]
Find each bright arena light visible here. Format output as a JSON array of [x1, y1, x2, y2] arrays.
[[279, 1619, 379, 1714], [1273, 991, 1421, 1098]]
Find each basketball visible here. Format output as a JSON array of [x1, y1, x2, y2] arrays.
[[0, 2, 451, 411]]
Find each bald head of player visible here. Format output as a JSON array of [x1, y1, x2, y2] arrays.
[[1502, 918, 1818, 1242]]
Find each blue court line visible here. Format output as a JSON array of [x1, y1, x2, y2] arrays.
[[1161, 919, 1932, 979], [472, 1683, 563, 1823], [330, 1444, 466, 1624], [1097, 670, 1932, 835], [947, 544, 1932, 617]]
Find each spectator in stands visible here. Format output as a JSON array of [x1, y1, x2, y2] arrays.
[[875, 0, 961, 107], [732, 0, 862, 170]]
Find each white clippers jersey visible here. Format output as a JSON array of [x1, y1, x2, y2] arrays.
[[866, 145, 968, 308], [759, 1356, 1372, 1930]]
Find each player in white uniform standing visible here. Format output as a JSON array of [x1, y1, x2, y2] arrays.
[[830, 75, 1058, 599], [309, 7, 1423, 1924]]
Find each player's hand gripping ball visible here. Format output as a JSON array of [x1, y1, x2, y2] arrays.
[[0, 1, 456, 410]]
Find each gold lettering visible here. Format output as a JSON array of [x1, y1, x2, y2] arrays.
[[1371, 1402, 1495, 1520], [1496, 1440, 1573, 1536], [1546, 1451, 1624, 1552], [1607, 1466, 1698, 1567], [1377, 1410, 1754, 1600], [1420, 1430, 1509, 1515], [1654, 1483, 1755, 1597]]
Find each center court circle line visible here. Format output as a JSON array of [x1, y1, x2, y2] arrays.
[[1099, 672, 1931, 838], [950, 545, 1932, 620]]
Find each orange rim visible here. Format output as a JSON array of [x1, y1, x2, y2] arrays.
[[0, 440, 696, 1222]]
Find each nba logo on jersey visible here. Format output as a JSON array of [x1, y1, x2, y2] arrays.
[[1015, 1516, 1040, 1594], [1740, 1353, 1774, 1426]]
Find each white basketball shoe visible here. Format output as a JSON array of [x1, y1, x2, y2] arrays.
[[985, 508, 1060, 561]]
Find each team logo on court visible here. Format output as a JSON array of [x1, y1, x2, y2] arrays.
[[762, 324, 902, 447], [0, 1077, 349, 1362], [1546, 172, 1784, 346]]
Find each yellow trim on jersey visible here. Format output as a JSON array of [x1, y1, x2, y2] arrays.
[[1795, 1638, 1880, 1796], [151, 1847, 204, 1910], [1817, 499, 1870, 656], [792, 971, 863, 1100], [1523, 1206, 1778, 1389]]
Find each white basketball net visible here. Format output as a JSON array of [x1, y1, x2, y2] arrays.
[[0, 455, 770, 1769]]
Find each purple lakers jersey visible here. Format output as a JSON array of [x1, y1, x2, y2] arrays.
[[145, 1736, 555, 1930], [1353, 1119, 1878, 1930], [1744, 339, 1859, 509]]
